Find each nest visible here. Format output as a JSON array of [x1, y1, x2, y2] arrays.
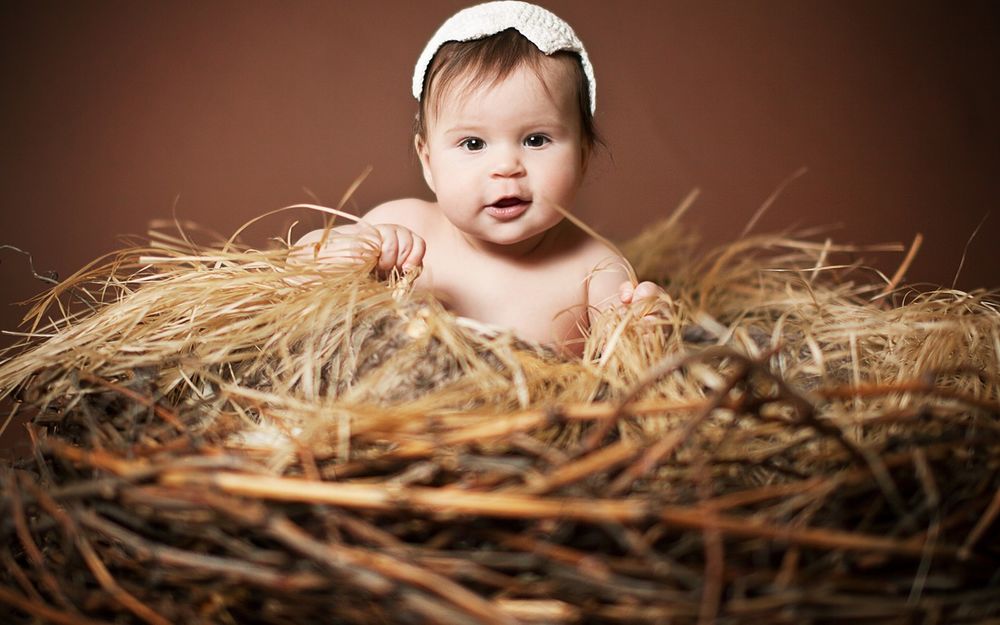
[[1, 214, 998, 625]]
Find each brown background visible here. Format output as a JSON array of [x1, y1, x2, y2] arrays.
[[1, 0, 998, 344]]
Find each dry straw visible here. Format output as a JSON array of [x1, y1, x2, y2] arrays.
[[0, 203, 998, 624]]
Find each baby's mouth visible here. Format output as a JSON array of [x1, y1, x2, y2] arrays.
[[492, 196, 526, 208], [486, 196, 531, 220]]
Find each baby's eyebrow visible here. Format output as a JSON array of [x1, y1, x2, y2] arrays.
[[521, 115, 571, 129], [526, 121, 568, 131], [439, 118, 570, 139], [443, 124, 483, 134]]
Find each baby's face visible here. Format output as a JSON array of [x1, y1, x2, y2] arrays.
[[416, 57, 587, 248]]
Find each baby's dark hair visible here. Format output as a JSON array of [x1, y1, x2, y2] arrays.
[[414, 28, 598, 153]]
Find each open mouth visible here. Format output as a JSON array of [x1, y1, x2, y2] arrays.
[[486, 196, 530, 220]]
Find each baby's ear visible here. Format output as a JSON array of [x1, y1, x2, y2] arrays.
[[414, 134, 436, 195]]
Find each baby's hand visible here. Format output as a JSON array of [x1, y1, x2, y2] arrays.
[[619, 280, 663, 305], [290, 223, 425, 274], [618, 280, 669, 318], [369, 223, 425, 274]]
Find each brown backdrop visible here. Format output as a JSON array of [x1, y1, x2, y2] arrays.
[[1, 0, 998, 343]]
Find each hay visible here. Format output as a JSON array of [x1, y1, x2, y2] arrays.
[[1, 212, 998, 624]]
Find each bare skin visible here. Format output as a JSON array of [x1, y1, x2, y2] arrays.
[[292, 58, 662, 355]]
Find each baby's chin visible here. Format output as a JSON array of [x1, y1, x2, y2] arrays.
[[464, 223, 557, 249], [480, 218, 566, 245]]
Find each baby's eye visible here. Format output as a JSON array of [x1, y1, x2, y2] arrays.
[[459, 137, 485, 151], [523, 134, 550, 148]]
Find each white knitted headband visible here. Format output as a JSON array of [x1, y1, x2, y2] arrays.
[[412, 1, 597, 114]]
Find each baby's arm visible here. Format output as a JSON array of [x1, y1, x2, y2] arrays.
[[290, 200, 426, 273], [585, 249, 665, 317]]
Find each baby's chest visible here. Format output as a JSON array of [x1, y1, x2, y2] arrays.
[[419, 258, 588, 342]]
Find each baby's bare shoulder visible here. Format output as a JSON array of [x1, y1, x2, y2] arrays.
[[563, 235, 630, 276], [364, 198, 436, 232], [557, 236, 634, 311]]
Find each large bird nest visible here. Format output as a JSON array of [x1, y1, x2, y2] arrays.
[[0, 210, 998, 624]]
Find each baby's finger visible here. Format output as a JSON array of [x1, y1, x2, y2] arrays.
[[377, 232, 399, 273], [395, 229, 414, 269], [633, 281, 662, 302], [402, 234, 426, 272], [618, 281, 635, 304]]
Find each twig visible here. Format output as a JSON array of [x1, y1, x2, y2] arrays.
[[874, 232, 923, 303], [264, 515, 518, 625], [161, 470, 957, 558], [1, 545, 44, 604], [0, 586, 113, 625], [5, 471, 76, 612], [13, 474, 170, 625], [522, 439, 636, 495], [695, 457, 723, 625], [493, 599, 579, 623], [74, 529, 171, 625], [77, 372, 185, 432], [719, 349, 914, 525], [488, 530, 613, 582], [0, 244, 58, 284], [390, 398, 710, 458], [609, 360, 748, 495], [908, 449, 940, 603], [959, 486, 1000, 560], [77, 509, 329, 590]]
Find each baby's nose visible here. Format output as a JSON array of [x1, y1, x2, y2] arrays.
[[490, 146, 525, 178]]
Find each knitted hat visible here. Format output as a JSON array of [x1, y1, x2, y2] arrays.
[[412, 1, 596, 113]]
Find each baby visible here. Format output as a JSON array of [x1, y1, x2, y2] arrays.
[[293, 1, 661, 354]]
